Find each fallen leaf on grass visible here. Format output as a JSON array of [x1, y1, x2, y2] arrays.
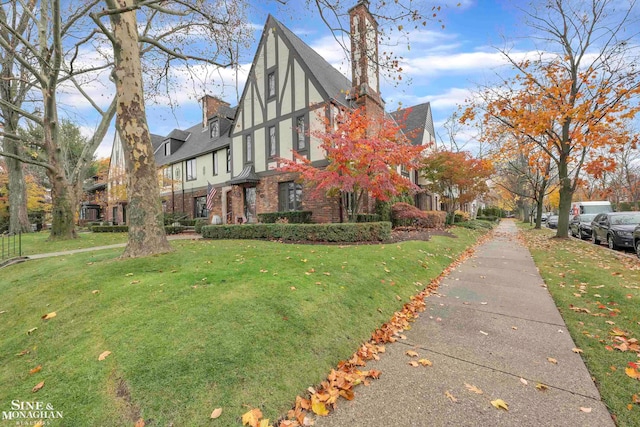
[[405, 350, 419, 357], [130, 280, 140, 284], [290, 287, 296, 291], [580, 407, 592, 413], [260, 269, 268, 273], [210, 408, 222, 419], [572, 348, 583, 354], [29, 365, 42, 375], [41, 312, 56, 320], [625, 367, 640, 380], [31, 381, 44, 393], [27, 327, 38, 335], [395, 295, 402, 301], [242, 408, 264, 425], [491, 399, 508, 411], [125, 273, 134, 277], [135, 419, 145, 427], [536, 383, 549, 392], [98, 351, 111, 361], [465, 383, 483, 394], [547, 357, 558, 364], [92, 290, 100, 294], [16, 349, 30, 357], [0, 310, 7, 314]]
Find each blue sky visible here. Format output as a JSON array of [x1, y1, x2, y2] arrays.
[[90, 0, 526, 158]]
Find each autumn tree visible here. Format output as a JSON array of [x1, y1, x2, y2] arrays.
[[419, 149, 493, 223], [278, 106, 426, 222], [463, 0, 640, 238]]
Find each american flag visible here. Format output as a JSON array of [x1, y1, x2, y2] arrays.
[[206, 182, 217, 211]]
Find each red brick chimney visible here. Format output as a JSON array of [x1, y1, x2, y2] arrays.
[[200, 95, 230, 127], [349, 0, 384, 125]]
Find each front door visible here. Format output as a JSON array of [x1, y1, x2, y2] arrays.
[[244, 187, 256, 223], [226, 191, 233, 224]]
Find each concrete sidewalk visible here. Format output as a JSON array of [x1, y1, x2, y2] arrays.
[[315, 220, 614, 427]]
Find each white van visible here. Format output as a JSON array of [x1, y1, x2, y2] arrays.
[[571, 201, 613, 215]]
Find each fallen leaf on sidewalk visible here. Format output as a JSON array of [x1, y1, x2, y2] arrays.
[[491, 399, 509, 411], [520, 378, 528, 386], [408, 361, 419, 367], [572, 348, 583, 354], [479, 331, 489, 336], [536, 383, 548, 392], [547, 357, 558, 364], [445, 391, 458, 402], [580, 407, 592, 413], [465, 383, 483, 394], [418, 359, 432, 366], [405, 350, 419, 357]]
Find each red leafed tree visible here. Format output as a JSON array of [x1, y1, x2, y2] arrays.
[[278, 106, 427, 222], [420, 150, 494, 223]]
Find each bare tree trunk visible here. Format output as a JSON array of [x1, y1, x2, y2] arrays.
[[108, 0, 171, 258]]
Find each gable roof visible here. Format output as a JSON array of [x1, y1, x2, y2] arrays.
[[391, 102, 434, 146], [270, 16, 352, 105]]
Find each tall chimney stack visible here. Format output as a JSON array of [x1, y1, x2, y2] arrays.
[[348, 0, 384, 123]]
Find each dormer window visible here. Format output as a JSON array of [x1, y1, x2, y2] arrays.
[[209, 119, 219, 138], [164, 141, 170, 156]]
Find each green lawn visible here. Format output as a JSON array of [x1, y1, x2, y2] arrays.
[[11, 231, 129, 256], [0, 228, 485, 426], [518, 224, 640, 427]]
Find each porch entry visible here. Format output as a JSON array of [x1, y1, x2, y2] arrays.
[[244, 187, 256, 223]]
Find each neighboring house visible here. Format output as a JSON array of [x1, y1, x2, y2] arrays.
[[107, 0, 438, 224], [78, 177, 107, 224]]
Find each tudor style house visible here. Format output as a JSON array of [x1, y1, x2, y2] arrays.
[[106, 0, 438, 225]]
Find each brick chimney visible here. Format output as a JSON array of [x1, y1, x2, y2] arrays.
[[349, 0, 384, 124], [200, 95, 230, 127]]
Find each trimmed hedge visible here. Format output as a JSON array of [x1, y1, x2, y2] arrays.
[[195, 219, 208, 234], [201, 222, 391, 242], [257, 211, 312, 224], [91, 225, 129, 233], [165, 225, 186, 234], [476, 215, 500, 223], [455, 219, 496, 230], [91, 225, 186, 234], [391, 203, 447, 228], [356, 213, 381, 223]]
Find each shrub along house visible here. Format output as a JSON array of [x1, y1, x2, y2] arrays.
[[107, 0, 438, 225]]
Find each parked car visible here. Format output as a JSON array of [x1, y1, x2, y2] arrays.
[[546, 215, 559, 229], [541, 212, 553, 223], [591, 212, 640, 250], [569, 213, 597, 239], [634, 224, 640, 258]]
